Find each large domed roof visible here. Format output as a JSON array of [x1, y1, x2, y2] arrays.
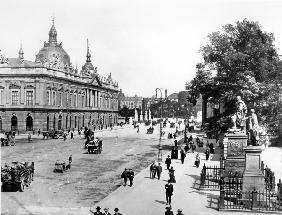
[[35, 20, 71, 67]]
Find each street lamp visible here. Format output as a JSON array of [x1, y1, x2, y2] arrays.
[[155, 88, 163, 162]]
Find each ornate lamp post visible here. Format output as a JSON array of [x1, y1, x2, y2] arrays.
[[156, 88, 163, 162]]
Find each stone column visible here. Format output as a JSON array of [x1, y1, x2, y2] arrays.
[[98, 92, 100, 108], [95, 91, 98, 108], [85, 89, 88, 107]]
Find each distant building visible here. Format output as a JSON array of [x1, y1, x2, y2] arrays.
[[120, 95, 143, 109]]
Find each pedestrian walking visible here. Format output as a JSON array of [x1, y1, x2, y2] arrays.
[[165, 207, 174, 215], [205, 149, 210, 160], [137, 126, 139, 133], [165, 181, 174, 205], [121, 168, 128, 186], [113, 208, 122, 215], [184, 143, 189, 153], [63, 133, 67, 141], [180, 149, 186, 164], [38, 129, 41, 136], [71, 131, 74, 139], [176, 209, 184, 215], [194, 153, 200, 168], [156, 163, 163, 180], [127, 169, 134, 187], [69, 155, 72, 168], [150, 161, 156, 178], [191, 143, 196, 153], [168, 167, 176, 183], [90, 206, 103, 215], [103, 207, 111, 215], [165, 155, 171, 170]]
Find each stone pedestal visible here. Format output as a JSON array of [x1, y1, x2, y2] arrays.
[[223, 132, 248, 178], [242, 146, 265, 193]]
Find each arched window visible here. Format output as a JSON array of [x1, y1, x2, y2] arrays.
[[82, 115, 85, 127], [58, 115, 62, 130], [26, 115, 33, 131], [53, 115, 56, 129], [65, 116, 68, 129], [70, 116, 72, 128], [47, 116, 49, 130], [11, 116, 18, 131], [75, 116, 77, 128]]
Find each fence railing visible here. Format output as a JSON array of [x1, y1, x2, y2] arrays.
[[200, 163, 224, 190], [219, 189, 282, 212]]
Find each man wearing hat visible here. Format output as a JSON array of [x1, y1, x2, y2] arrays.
[[176, 209, 184, 215], [127, 169, 135, 187], [113, 208, 122, 215], [103, 207, 111, 215], [165, 206, 174, 215], [89, 206, 103, 215], [121, 168, 128, 186], [165, 181, 174, 205]]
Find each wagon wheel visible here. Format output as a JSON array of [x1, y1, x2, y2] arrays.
[[19, 180, 25, 192]]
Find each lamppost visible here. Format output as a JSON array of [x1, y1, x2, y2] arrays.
[[156, 88, 163, 162]]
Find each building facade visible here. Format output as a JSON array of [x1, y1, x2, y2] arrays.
[[119, 95, 143, 109], [0, 21, 119, 133]]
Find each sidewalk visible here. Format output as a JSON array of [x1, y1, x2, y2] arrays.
[[91, 134, 226, 215]]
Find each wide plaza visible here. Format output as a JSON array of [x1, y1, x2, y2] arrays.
[[1, 124, 179, 214]]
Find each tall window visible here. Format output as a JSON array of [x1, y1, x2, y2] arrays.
[[74, 94, 77, 107], [52, 91, 56, 106], [11, 91, 19, 105], [81, 96, 84, 107], [59, 92, 62, 106], [26, 90, 33, 106], [0, 89, 3, 105], [47, 91, 50, 105], [69, 94, 72, 107]]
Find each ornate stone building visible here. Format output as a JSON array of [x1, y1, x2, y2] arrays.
[[0, 20, 119, 133]]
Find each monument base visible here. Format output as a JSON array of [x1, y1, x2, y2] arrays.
[[223, 156, 245, 178], [243, 170, 265, 193]]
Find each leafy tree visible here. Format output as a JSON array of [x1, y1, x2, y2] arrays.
[[187, 19, 282, 133]]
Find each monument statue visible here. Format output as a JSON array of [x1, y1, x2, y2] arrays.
[[231, 96, 247, 132], [248, 109, 260, 146]]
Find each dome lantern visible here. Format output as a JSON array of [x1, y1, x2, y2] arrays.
[[48, 17, 57, 45]]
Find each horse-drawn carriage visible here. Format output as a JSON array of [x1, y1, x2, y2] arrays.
[[86, 138, 102, 154], [53, 160, 71, 173], [147, 127, 154, 134], [1, 161, 34, 192], [42, 130, 64, 139]]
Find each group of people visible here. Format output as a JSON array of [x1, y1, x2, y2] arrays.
[[121, 168, 135, 187], [90, 206, 122, 215], [165, 207, 185, 215], [150, 162, 163, 180]]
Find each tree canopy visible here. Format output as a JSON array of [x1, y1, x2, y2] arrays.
[[187, 19, 282, 133]]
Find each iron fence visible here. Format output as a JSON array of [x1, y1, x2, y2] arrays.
[[219, 188, 282, 212]]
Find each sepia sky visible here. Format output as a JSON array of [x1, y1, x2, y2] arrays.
[[0, 0, 282, 97]]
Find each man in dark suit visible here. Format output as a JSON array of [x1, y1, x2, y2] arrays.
[[165, 155, 171, 170], [156, 163, 162, 180], [121, 168, 128, 186], [90, 206, 103, 215], [127, 169, 134, 187], [165, 181, 174, 206]]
